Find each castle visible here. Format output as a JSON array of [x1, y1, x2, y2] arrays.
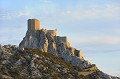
[[27, 19, 83, 59], [28, 19, 57, 36]]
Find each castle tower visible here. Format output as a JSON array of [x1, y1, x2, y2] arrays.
[[28, 19, 40, 31]]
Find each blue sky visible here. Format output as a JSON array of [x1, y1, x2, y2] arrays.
[[0, 0, 120, 77]]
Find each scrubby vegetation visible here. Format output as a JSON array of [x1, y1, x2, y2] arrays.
[[0, 45, 118, 79]]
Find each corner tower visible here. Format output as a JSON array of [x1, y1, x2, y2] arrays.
[[28, 19, 40, 31]]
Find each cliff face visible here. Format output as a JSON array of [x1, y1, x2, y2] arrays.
[[19, 29, 91, 69], [18, 27, 120, 79]]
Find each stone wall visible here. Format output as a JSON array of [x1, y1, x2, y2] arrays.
[[60, 37, 70, 48], [69, 47, 75, 56], [56, 36, 70, 48], [47, 30, 57, 36], [74, 50, 83, 59], [78, 50, 83, 59], [28, 19, 40, 31]]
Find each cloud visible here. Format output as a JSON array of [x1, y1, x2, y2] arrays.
[[0, 36, 22, 45], [0, 2, 120, 47], [0, 9, 13, 20], [70, 35, 120, 47], [1, 3, 120, 22], [81, 36, 120, 45], [56, 4, 120, 20], [0, 7, 33, 20], [17, 12, 29, 17]]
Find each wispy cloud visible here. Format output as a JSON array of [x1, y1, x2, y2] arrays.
[[70, 35, 120, 48], [81, 36, 120, 45], [56, 4, 120, 21], [17, 7, 32, 17], [0, 7, 33, 20], [1, 3, 120, 21], [0, 1, 120, 46], [0, 1, 119, 77]]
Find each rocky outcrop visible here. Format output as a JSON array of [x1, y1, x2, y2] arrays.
[[19, 29, 91, 69], [18, 26, 120, 79], [0, 45, 119, 79]]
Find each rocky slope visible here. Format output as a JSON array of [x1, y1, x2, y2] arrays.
[[0, 45, 119, 79], [17, 28, 120, 79], [19, 29, 92, 69]]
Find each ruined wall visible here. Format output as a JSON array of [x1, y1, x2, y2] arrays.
[[34, 19, 40, 30], [28, 19, 40, 31], [78, 50, 83, 59], [28, 19, 32, 30], [74, 50, 83, 59], [47, 30, 57, 36], [60, 37, 70, 48], [69, 47, 75, 56]]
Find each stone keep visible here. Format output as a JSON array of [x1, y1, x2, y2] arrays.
[[28, 19, 40, 30]]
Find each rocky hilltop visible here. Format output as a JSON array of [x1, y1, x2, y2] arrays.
[[0, 45, 119, 79], [0, 19, 119, 79], [19, 29, 92, 69]]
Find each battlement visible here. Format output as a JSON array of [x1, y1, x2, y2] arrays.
[[28, 19, 40, 31]]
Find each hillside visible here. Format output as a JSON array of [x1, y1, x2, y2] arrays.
[[0, 19, 120, 79], [1, 45, 119, 79]]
